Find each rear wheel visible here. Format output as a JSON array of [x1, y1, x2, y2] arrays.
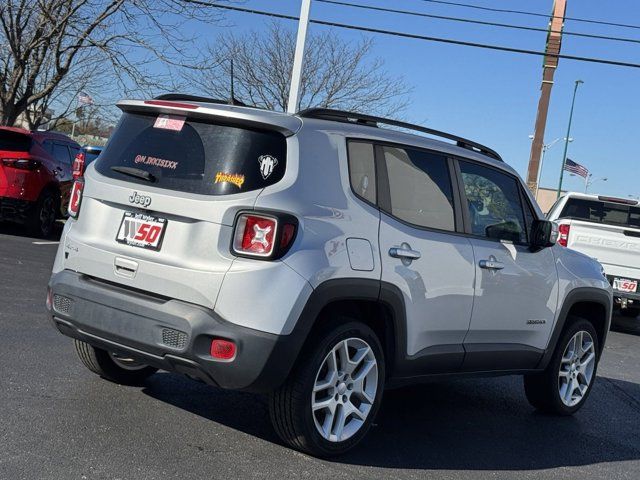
[[27, 190, 58, 238], [524, 318, 599, 415], [74, 340, 158, 385], [269, 321, 385, 457]]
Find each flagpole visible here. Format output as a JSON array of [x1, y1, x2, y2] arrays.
[[557, 79, 584, 198]]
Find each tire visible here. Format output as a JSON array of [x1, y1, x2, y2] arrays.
[[27, 189, 58, 238], [524, 317, 599, 415], [74, 340, 158, 385], [269, 320, 385, 457], [620, 308, 639, 318]]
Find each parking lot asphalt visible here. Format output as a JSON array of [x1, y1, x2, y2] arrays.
[[1, 223, 639, 480]]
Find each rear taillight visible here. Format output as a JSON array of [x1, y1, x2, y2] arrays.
[[1, 158, 40, 170], [232, 212, 297, 259], [558, 223, 570, 247], [68, 178, 84, 218], [72, 152, 85, 179]]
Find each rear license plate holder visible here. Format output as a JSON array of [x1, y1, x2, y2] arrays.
[[116, 212, 167, 251]]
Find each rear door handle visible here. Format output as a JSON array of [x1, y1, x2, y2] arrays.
[[479, 259, 504, 270], [389, 243, 421, 265]]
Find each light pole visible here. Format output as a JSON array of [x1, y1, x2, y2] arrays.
[[584, 174, 607, 193], [557, 80, 584, 198], [287, 0, 312, 113], [528, 136, 571, 198]]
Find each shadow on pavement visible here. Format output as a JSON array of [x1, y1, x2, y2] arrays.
[[612, 314, 640, 336], [142, 373, 640, 470]]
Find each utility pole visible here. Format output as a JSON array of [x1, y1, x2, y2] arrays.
[[525, 0, 567, 194], [557, 79, 583, 198], [287, 0, 312, 114]]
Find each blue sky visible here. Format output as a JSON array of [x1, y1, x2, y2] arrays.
[[191, 1, 640, 197]]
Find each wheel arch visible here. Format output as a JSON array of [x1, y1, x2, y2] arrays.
[[289, 279, 407, 381], [538, 287, 612, 369]]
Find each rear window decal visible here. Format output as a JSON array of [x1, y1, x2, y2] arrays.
[[153, 114, 186, 131], [258, 155, 278, 179], [215, 172, 245, 188], [135, 154, 178, 170]]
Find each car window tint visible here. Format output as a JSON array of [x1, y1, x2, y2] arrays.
[[347, 141, 376, 204], [53, 143, 72, 164], [459, 161, 527, 243], [383, 146, 455, 231]]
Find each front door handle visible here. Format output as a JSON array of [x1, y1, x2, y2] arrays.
[[479, 258, 504, 270], [389, 243, 421, 265]]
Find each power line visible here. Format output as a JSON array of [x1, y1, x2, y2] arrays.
[[193, 1, 640, 69], [317, 0, 640, 45], [414, 0, 640, 31]]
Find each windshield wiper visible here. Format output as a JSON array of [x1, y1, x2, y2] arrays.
[[111, 166, 156, 183]]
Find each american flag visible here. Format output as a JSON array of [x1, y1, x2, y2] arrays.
[[78, 92, 94, 106], [564, 158, 589, 178]]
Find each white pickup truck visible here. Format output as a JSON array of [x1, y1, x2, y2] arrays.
[[548, 192, 640, 317]]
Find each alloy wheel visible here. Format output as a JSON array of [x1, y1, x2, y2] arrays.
[[311, 337, 378, 443], [558, 330, 596, 407]]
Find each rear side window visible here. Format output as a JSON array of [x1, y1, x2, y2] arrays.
[[96, 112, 286, 195], [53, 144, 72, 164], [559, 198, 640, 228], [383, 146, 455, 231], [347, 141, 376, 204], [459, 161, 528, 243], [0, 130, 31, 152]]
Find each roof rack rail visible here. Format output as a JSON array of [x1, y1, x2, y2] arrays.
[[154, 93, 247, 107], [298, 108, 502, 162]]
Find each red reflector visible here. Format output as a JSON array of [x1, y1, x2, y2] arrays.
[[68, 178, 84, 218], [280, 223, 296, 249], [144, 100, 199, 109], [210, 339, 236, 360], [558, 223, 570, 247], [233, 214, 277, 257], [72, 152, 85, 179]]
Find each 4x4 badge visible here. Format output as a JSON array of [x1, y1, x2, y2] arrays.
[[258, 155, 278, 180]]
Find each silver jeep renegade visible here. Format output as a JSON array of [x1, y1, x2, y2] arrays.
[[47, 94, 613, 457]]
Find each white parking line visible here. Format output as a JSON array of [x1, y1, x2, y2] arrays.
[[32, 241, 59, 245]]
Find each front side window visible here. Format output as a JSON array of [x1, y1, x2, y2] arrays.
[[459, 161, 528, 243], [383, 146, 455, 231]]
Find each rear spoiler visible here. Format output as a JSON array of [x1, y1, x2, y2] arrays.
[[116, 99, 302, 137]]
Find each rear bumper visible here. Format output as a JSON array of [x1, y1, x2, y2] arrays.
[[0, 195, 33, 222], [48, 270, 303, 392]]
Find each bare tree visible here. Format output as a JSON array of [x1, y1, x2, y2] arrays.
[[184, 23, 411, 116], [0, 0, 226, 127]]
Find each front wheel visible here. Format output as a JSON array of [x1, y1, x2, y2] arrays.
[[524, 318, 599, 415], [269, 321, 385, 457], [74, 340, 158, 385]]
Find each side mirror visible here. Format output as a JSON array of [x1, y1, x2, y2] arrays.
[[530, 219, 558, 250]]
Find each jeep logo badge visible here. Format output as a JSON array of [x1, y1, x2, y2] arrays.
[[129, 191, 152, 207]]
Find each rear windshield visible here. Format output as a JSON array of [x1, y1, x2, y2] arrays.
[[84, 150, 101, 165], [95, 112, 286, 195], [559, 198, 640, 228], [0, 130, 31, 152]]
